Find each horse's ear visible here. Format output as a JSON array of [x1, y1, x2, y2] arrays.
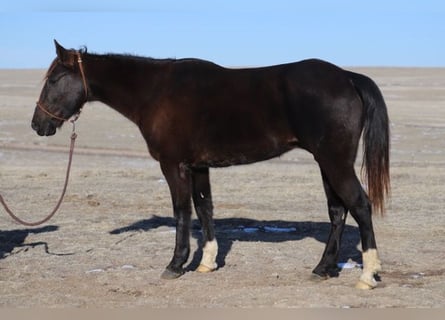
[[54, 40, 67, 60], [54, 39, 75, 67]]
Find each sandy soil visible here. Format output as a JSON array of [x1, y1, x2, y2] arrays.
[[0, 67, 444, 307]]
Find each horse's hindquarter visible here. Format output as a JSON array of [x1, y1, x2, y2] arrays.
[[281, 60, 365, 153]]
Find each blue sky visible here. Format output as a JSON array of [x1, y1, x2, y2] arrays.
[[1, 0, 444, 68]]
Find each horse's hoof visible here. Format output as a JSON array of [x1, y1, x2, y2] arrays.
[[355, 279, 377, 290], [197, 264, 215, 273], [161, 268, 184, 280], [310, 272, 328, 282]]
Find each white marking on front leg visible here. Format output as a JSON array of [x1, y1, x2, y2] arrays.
[[356, 249, 382, 289], [197, 239, 218, 273]]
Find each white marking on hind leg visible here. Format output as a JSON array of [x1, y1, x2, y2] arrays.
[[356, 249, 382, 289], [197, 239, 218, 273]]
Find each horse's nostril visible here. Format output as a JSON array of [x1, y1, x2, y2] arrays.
[[31, 121, 39, 132]]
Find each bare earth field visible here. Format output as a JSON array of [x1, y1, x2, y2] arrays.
[[0, 67, 444, 308]]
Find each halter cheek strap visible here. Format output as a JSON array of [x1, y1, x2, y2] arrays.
[[77, 53, 88, 98]]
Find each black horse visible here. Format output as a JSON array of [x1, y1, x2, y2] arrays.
[[31, 41, 390, 289]]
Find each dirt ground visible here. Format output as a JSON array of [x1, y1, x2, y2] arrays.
[[0, 67, 444, 308]]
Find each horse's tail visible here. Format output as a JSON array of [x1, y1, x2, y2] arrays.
[[348, 71, 390, 215]]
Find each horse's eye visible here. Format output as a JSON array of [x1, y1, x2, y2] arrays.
[[48, 73, 66, 84], [48, 78, 57, 84]]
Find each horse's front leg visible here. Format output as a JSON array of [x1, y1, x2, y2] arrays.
[[191, 167, 218, 273], [160, 161, 193, 279]]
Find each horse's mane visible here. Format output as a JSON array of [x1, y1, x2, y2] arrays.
[[44, 45, 218, 80], [83, 45, 216, 67], [86, 51, 178, 65]]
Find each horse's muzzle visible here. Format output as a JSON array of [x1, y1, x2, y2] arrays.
[[31, 119, 57, 136]]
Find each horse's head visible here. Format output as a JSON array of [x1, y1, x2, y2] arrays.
[[31, 40, 88, 136]]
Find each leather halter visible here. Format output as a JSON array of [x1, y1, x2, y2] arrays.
[[37, 52, 88, 122]]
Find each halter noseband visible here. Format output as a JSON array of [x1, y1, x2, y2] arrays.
[[37, 51, 88, 122]]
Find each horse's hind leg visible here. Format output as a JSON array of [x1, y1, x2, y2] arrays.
[[312, 170, 348, 279], [317, 159, 381, 289], [191, 167, 218, 273]]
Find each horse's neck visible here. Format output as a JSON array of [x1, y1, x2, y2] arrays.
[[85, 56, 163, 124]]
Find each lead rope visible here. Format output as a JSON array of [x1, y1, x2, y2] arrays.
[[0, 118, 78, 227]]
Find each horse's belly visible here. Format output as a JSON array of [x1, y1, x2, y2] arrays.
[[192, 137, 298, 168]]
